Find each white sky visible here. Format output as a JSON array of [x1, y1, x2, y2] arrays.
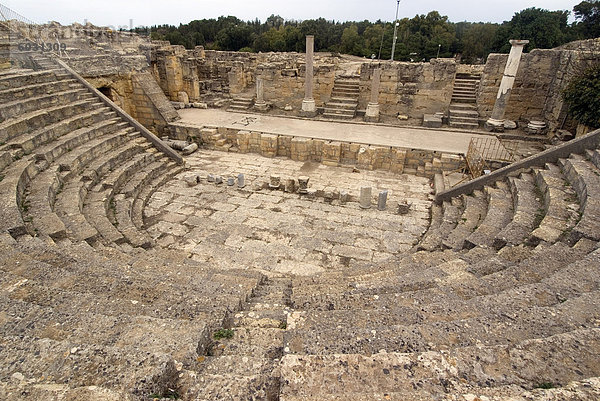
[[4, 0, 581, 28]]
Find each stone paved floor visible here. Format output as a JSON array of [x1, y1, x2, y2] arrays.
[[145, 150, 432, 275]]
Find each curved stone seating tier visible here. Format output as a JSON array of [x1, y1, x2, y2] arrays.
[[492, 173, 540, 249], [0, 99, 100, 145], [279, 328, 600, 399], [529, 163, 579, 244], [443, 189, 487, 250], [464, 181, 514, 249], [417, 198, 463, 251], [0, 77, 79, 103], [560, 154, 600, 243]]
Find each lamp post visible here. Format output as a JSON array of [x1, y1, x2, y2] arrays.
[[390, 0, 400, 61], [436, 44, 441, 58]]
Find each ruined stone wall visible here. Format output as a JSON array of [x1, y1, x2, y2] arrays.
[[479, 42, 600, 132], [359, 60, 456, 123], [131, 72, 180, 135], [152, 46, 456, 120], [170, 122, 464, 178]]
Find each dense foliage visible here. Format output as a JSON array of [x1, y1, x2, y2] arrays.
[[134, 1, 600, 63], [563, 63, 600, 129]]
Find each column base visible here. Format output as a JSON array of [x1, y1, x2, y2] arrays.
[[364, 103, 380, 122], [300, 99, 316, 117], [485, 118, 505, 132], [254, 101, 269, 112]]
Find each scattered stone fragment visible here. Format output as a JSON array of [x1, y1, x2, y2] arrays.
[[360, 186, 372, 209], [184, 174, 200, 187], [214, 175, 223, 185], [269, 175, 281, 189], [237, 173, 246, 188], [378, 190, 388, 211], [182, 143, 198, 155], [298, 176, 309, 194], [284, 178, 296, 193], [207, 174, 215, 183], [340, 190, 349, 204], [227, 177, 235, 186]]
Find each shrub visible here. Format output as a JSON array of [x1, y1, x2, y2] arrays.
[[562, 62, 600, 129]]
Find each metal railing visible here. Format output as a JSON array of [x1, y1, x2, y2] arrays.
[[465, 136, 516, 178]]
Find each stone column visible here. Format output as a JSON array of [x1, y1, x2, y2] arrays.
[[485, 39, 529, 132], [365, 68, 381, 122], [254, 76, 268, 111], [301, 35, 317, 117]]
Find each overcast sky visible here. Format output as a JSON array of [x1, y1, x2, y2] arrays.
[[5, 0, 582, 28]]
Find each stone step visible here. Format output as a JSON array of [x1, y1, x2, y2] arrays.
[[279, 328, 600, 398], [448, 115, 479, 124], [0, 69, 57, 90], [284, 290, 600, 355], [178, 369, 279, 401], [449, 109, 479, 118], [420, 198, 463, 251], [493, 173, 542, 249], [449, 103, 478, 111], [322, 112, 355, 120], [529, 164, 579, 244], [0, 256, 252, 322], [55, 142, 144, 243], [451, 96, 477, 104], [0, 78, 80, 102], [464, 182, 514, 249], [0, 158, 38, 237], [0, 99, 98, 144], [132, 161, 184, 230], [0, 295, 211, 366], [210, 327, 285, 359], [560, 156, 600, 243], [0, 335, 177, 398], [4, 105, 116, 155], [449, 218, 488, 255], [0, 88, 92, 122], [587, 148, 600, 170], [448, 120, 479, 130], [83, 152, 157, 245]]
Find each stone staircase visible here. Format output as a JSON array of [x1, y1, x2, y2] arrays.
[[179, 275, 291, 400], [322, 75, 360, 120], [449, 73, 481, 130], [227, 96, 254, 112]]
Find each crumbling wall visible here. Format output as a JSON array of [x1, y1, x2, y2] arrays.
[[131, 72, 180, 135], [359, 60, 456, 124], [479, 40, 600, 132], [170, 122, 464, 178]]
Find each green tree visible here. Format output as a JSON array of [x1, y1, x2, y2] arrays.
[[563, 63, 600, 128], [493, 8, 570, 52], [573, 1, 600, 39], [340, 24, 366, 56]]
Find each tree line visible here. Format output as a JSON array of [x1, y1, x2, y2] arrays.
[[134, 1, 600, 63]]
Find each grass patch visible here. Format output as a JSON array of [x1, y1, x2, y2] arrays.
[[535, 382, 555, 389], [213, 328, 234, 340], [279, 321, 287, 330], [149, 389, 179, 399]]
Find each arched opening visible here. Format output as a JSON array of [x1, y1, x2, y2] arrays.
[[98, 86, 114, 101]]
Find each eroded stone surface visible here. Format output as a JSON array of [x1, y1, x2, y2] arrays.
[[145, 150, 431, 275]]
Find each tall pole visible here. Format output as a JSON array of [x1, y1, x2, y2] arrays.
[[390, 0, 400, 61]]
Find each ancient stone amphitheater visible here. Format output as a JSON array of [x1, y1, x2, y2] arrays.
[[1, 15, 600, 401]]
